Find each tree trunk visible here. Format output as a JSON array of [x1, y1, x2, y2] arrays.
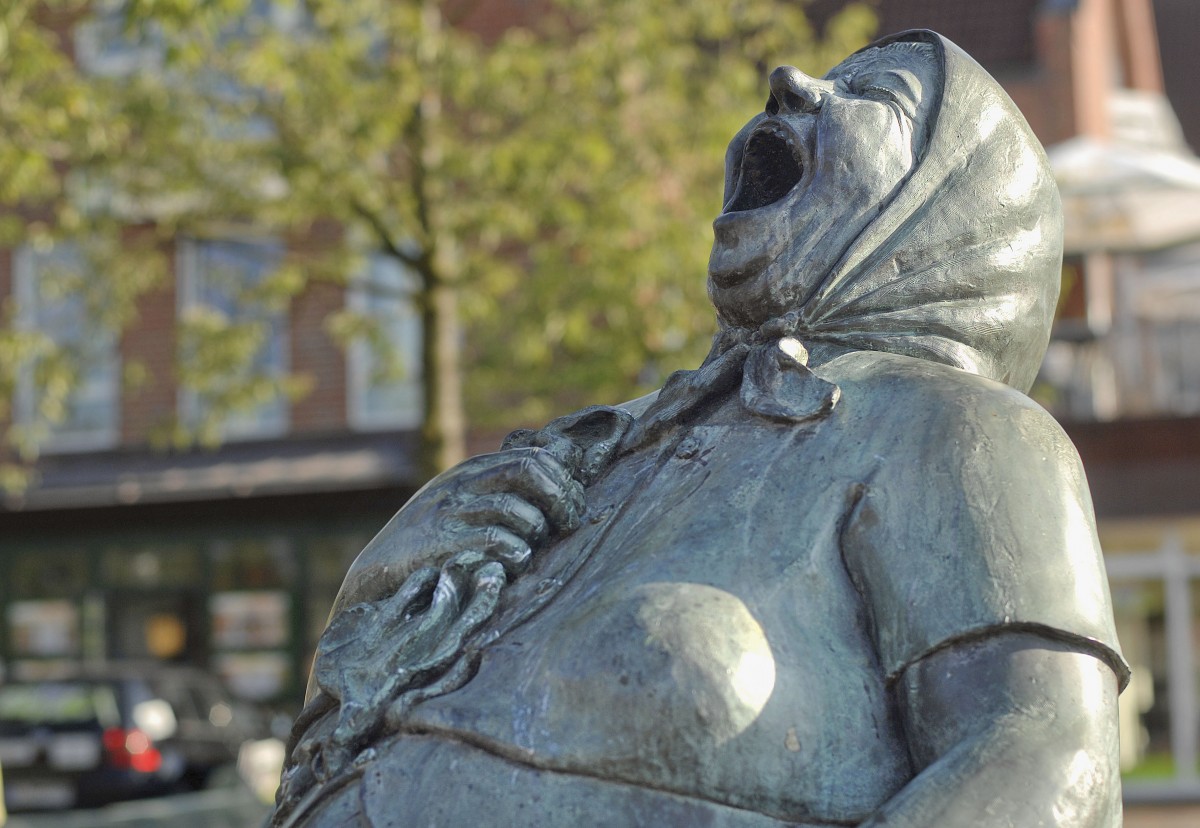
[[413, 0, 465, 479], [419, 274, 466, 478]]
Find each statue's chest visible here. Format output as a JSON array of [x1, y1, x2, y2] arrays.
[[572, 421, 847, 579], [405, 420, 913, 822]]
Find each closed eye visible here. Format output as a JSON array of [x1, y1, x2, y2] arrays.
[[860, 85, 913, 117], [856, 83, 914, 132]]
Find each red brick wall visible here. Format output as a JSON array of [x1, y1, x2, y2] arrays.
[[454, 0, 552, 43], [119, 243, 177, 446], [879, 0, 1042, 67], [999, 12, 1079, 148], [0, 247, 12, 460], [1153, 0, 1200, 151], [290, 281, 348, 434], [0, 247, 12, 310]]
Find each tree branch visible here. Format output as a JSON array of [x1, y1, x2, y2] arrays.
[[351, 199, 423, 270], [444, 0, 485, 28]]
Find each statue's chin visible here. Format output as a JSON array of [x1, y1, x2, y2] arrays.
[[707, 184, 816, 328], [708, 222, 770, 291], [708, 190, 801, 291]]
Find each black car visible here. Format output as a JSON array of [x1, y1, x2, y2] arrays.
[[0, 663, 266, 812]]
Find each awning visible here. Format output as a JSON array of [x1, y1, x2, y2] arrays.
[[1049, 136, 1200, 253], [1048, 90, 1200, 253], [1, 431, 423, 513]]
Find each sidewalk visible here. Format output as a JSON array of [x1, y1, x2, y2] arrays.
[[5, 782, 270, 828], [1125, 803, 1200, 828]]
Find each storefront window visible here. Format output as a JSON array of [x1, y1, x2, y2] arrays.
[[1104, 523, 1200, 791], [209, 537, 296, 591], [205, 538, 296, 701], [210, 592, 290, 650], [102, 544, 202, 588], [304, 535, 366, 651], [1, 527, 375, 705], [209, 590, 291, 701], [213, 652, 290, 702], [7, 601, 79, 658], [10, 548, 90, 598]]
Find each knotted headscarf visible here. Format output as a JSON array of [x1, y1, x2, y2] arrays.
[[782, 30, 1062, 393]]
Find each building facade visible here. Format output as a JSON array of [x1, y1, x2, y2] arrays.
[[1, 233, 425, 707]]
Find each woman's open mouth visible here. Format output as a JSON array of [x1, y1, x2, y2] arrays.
[[722, 120, 806, 214]]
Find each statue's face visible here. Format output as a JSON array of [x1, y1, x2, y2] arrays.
[[708, 42, 940, 327]]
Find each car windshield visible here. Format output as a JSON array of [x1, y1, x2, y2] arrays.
[[0, 682, 120, 728]]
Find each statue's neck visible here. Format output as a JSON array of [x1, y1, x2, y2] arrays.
[[709, 313, 856, 372]]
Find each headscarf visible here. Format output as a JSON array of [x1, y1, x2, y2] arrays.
[[796, 30, 1063, 394]]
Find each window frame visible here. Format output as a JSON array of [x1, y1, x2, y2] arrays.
[[12, 243, 121, 454], [345, 252, 424, 432], [176, 235, 290, 442]]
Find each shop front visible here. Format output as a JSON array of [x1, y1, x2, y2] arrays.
[[0, 489, 406, 711]]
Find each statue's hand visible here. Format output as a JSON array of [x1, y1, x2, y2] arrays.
[[329, 448, 585, 616]]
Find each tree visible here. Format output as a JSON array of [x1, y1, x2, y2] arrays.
[[0, 0, 876, 481]]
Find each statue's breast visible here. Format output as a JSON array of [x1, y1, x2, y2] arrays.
[[405, 414, 913, 824]]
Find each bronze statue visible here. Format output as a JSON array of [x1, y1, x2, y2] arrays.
[[273, 31, 1128, 827]]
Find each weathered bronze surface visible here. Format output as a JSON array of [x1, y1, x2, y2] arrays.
[[274, 31, 1128, 827]]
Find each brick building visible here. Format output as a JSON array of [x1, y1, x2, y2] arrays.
[[0, 0, 548, 710], [0, 0, 551, 711], [5, 0, 1200, 818]]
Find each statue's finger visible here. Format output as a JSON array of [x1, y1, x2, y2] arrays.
[[462, 448, 584, 534], [457, 492, 549, 546], [506, 450, 586, 532], [454, 524, 534, 577]]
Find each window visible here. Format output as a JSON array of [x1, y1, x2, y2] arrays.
[[178, 237, 288, 440], [347, 253, 423, 430], [1104, 522, 1200, 794], [75, 0, 303, 77], [1038, 247, 1200, 420], [74, 0, 164, 77], [208, 536, 295, 701], [13, 243, 120, 452]]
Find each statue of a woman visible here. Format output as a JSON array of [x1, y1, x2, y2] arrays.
[[275, 31, 1127, 827]]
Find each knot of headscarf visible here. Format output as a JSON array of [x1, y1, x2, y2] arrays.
[[619, 311, 841, 453]]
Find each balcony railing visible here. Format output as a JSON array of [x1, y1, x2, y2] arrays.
[[1037, 319, 1200, 421]]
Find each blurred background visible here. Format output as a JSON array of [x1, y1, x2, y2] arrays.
[[1, 0, 1199, 824]]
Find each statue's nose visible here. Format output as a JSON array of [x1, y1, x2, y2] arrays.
[[767, 66, 833, 115]]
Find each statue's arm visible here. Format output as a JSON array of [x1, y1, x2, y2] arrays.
[[840, 380, 1127, 826], [861, 631, 1122, 827]]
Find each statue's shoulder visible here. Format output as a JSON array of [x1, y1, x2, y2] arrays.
[[827, 349, 1070, 453], [831, 352, 1126, 687]]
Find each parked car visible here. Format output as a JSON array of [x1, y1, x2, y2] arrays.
[[0, 663, 267, 812]]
